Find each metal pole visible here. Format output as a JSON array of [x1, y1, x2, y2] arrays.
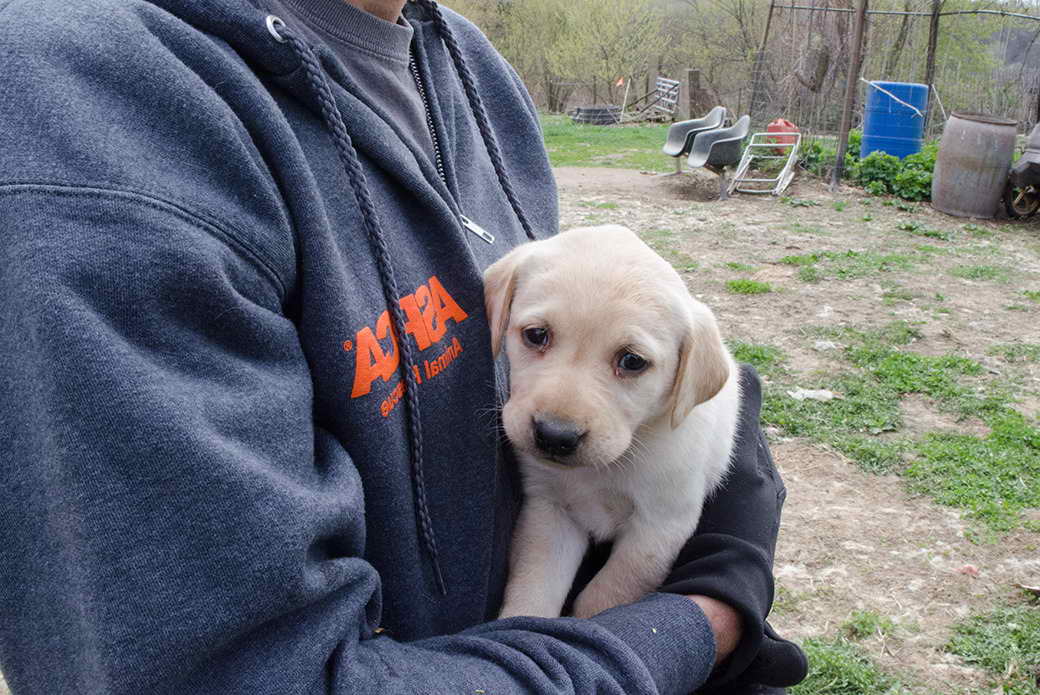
[[923, 0, 941, 135], [830, 0, 868, 191]]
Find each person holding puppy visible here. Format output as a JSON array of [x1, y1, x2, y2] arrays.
[[0, 0, 805, 693]]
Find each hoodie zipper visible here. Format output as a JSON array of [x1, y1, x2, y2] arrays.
[[408, 53, 494, 244]]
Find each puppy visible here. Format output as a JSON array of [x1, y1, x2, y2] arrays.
[[487, 225, 741, 620]]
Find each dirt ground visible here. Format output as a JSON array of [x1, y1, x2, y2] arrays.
[[556, 166, 1040, 694]]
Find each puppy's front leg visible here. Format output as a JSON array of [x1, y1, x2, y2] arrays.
[[572, 518, 690, 619], [498, 497, 589, 619]]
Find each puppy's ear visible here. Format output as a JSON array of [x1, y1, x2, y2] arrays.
[[483, 245, 532, 357], [668, 305, 731, 429]]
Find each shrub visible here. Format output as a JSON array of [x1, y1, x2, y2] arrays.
[[798, 139, 836, 178], [892, 168, 932, 201], [855, 152, 902, 194], [803, 130, 938, 202], [865, 180, 888, 196]]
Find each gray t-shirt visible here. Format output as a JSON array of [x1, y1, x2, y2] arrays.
[[267, 0, 437, 169]]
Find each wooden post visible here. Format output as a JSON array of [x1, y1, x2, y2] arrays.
[[923, 0, 941, 134], [687, 68, 701, 119], [830, 0, 868, 191]]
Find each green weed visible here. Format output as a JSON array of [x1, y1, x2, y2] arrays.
[[881, 285, 915, 304], [780, 250, 914, 282], [781, 197, 821, 207], [964, 223, 993, 238], [577, 200, 619, 209], [896, 221, 952, 241], [780, 253, 820, 266], [842, 610, 899, 640], [950, 265, 1008, 282], [727, 279, 772, 294], [761, 321, 1040, 532], [1023, 291, 1040, 302], [989, 344, 1040, 363], [828, 251, 915, 279], [799, 266, 823, 283], [791, 638, 909, 695], [906, 414, 1040, 532], [946, 604, 1040, 695], [728, 341, 785, 378], [833, 201, 848, 211], [725, 262, 757, 272]]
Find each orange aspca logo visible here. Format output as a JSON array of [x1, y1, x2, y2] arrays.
[[344, 275, 469, 399]]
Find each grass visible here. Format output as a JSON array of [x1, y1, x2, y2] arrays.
[[964, 223, 993, 237], [990, 344, 1040, 363], [760, 321, 1040, 533], [540, 114, 671, 172], [729, 341, 786, 379], [780, 250, 916, 282], [781, 197, 821, 208], [788, 222, 826, 236], [727, 278, 772, 294], [950, 264, 1008, 282], [946, 604, 1040, 695], [725, 261, 757, 272], [881, 284, 915, 305], [896, 221, 952, 241], [905, 414, 1040, 534], [842, 610, 899, 640], [791, 638, 908, 695]]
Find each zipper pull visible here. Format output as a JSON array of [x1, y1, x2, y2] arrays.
[[461, 215, 494, 244]]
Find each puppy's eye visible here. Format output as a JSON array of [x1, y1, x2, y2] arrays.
[[616, 351, 649, 375], [522, 326, 551, 350]]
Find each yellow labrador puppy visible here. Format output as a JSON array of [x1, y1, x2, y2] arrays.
[[487, 225, 741, 620]]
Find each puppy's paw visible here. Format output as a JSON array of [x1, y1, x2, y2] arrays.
[[498, 602, 560, 620], [571, 588, 618, 619]]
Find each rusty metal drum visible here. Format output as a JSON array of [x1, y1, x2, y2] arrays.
[[931, 112, 1018, 219]]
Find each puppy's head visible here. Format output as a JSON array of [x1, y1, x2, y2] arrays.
[[484, 225, 731, 469]]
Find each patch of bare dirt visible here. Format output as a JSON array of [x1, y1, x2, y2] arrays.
[[772, 441, 1039, 694], [556, 167, 1040, 692], [553, 166, 725, 202]]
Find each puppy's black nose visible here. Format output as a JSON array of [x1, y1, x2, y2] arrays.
[[533, 416, 586, 458]]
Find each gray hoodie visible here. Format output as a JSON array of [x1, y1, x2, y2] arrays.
[[0, 1, 796, 693]]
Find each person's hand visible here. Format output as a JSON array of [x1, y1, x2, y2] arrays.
[[687, 595, 742, 665]]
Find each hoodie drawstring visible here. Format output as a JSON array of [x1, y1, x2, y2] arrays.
[[267, 15, 447, 596], [413, 0, 537, 242], [266, 1, 538, 597]]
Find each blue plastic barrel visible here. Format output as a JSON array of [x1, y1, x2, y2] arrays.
[[860, 81, 929, 159]]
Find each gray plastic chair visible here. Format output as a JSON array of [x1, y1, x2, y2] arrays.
[[662, 106, 726, 171], [686, 115, 751, 199]]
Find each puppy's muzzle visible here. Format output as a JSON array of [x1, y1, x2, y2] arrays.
[[532, 416, 586, 460]]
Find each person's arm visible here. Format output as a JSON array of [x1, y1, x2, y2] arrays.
[[0, 186, 716, 695], [661, 366, 808, 689]]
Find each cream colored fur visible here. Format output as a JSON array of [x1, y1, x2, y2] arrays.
[[486, 225, 741, 620]]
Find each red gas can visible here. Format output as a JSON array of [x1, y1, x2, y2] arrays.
[[766, 118, 799, 154]]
